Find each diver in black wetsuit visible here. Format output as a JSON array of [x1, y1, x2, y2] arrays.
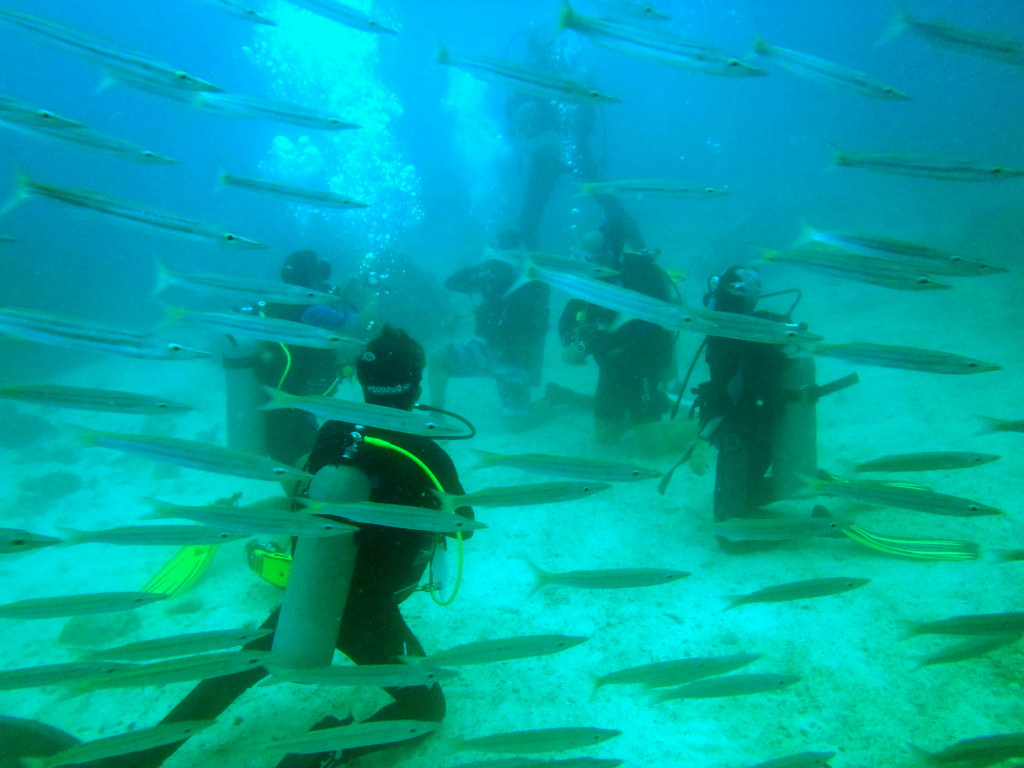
[[556, 219, 684, 452], [102, 326, 472, 768], [693, 266, 788, 544], [430, 233, 551, 428], [250, 250, 360, 467]]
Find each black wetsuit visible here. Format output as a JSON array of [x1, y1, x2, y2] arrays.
[[251, 301, 351, 466], [558, 251, 676, 424], [695, 312, 787, 522], [443, 259, 550, 414], [100, 422, 469, 768]]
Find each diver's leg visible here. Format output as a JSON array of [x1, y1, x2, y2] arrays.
[[713, 431, 781, 554], [520, 140, 563, 250]]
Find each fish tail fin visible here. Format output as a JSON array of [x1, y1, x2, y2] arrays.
[[152, 260, 179, 299], [723, 595, 743, 611], [2, 166, 33, 218], [752, 33, 770, 56], [825, 142, 847, 170], [258, 386, 292, 411], [524, 558, 550, 596], [558, 0, 580, 31], [795, 219, 817, 246], [471, 449, 501, 469], [974, 415, 1002, 435], [63, 423, 102, 446], [397, 654, 422, 665], [428, 488, 455, 515], [20, 757, 49, 768], [589, 672, 605, 700], [876, 8, 910, 48], [436, 42, 450, 65], [139, 497, 178, 520]]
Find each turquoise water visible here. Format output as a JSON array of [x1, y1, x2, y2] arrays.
[[0, 0, 1021, 766]]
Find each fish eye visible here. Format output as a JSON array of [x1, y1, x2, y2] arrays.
[[991, 168, 1004, 175], [175, 71, 189, 81], [272, 467, 287, 475], [38, 110, 54, 119], [224, 233, 237, 242], [728, 59, 740, 67], [704, 187, 715, 194], [167, 343, 184, 352]]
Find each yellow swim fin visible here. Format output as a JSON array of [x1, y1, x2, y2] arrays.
[[142, 545, 218, 597], [841, 523, 979, 561]]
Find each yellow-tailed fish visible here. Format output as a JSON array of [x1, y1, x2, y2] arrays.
[[0, 308, 210, 360], [0, 528, 62, 554], [260, 387, 469, 437], [490, 247, 619, 280], [59, 524, 243, 547], [908, 612, 1024, 636], [0, 94, 84, 129], [917, 734, 1024, 767], [832, 148, 1024, 181], [455, 728, 622, 754], [0, 10, 221, 93], [725, 577, 870, 610], [284, 0, 395, 33], [748, 752, 835, 768], [0, 383, 194, 414], [253, 721, 439, 757], [915, 634, 1021, 670], [975, 416, 1024, 435], [754, 37, 909, 100], [20, 720, 214, 768], [199, 0, 276, 25], [801, 225, 1008, 277], [712, 513, 847, 542], [579, 179, 730, 198], [811, 342, 1000, 374], [401, 635, 588, 667], [854, 451, 1001, 472], [300, 498, 485, 534], [220, 170, 367, 209], [72, 651, 273, 692], [841, 524, 979, 561], [594, 653, 762, 691], [195, 91, 360, 130], [656, 673, 801, 702], [87, 628, 273, 661], [438, 46, 618, 105], [0, 661, 135, 691], [528, 560, 689, 593], [262, 662, 458, 687], [474, 448, 660, 481], [12, 174, 266, 248], [169, 308, 359, 349], [559, 1, 763, 77], [145, 498, 353, 537], [0, 591, 167, 619], [761, 247, 951, 290], [805, 475, 1001, 517], [434, 481, 611, 511], [67, 426, 313, 483], [886, 10, 1024, 66]]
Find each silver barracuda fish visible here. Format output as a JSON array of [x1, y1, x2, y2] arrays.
[[404, 635, 588, 667], [0, 308, 210, 360], [221, 170, 368, 209], [455, 728, 622, 754], [20, 721, 214, 768], [170, 309, 360, 349], [87, 628, 273, 661], [199, 0, 276, 25], [0, 383, 194, 414], [13, 123, 179, 164], [0, 591, 167, 619], [579, 179, 730, 198], [811, 342, 1001, 374], [154, 263, 337, 305], [438, 46, 619, 105], [832, 148, 1024, 181], [284, 0, 395, 33], [761, 247, 951, 290], [195, 91, 361, 130], [0, 94, 84, 128], [886, 10, 1024, 66], [725, 577, 871, 609]]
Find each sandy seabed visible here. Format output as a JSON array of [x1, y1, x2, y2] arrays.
[[0, 259, 1021, 768]]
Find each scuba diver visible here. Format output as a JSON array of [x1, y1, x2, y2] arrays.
[[556, 217, 690, 454], [227, 249, 361, 467], [429, 231, 551, 429], [692, 265, 827, 552], [98, 325, 473, 768]]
